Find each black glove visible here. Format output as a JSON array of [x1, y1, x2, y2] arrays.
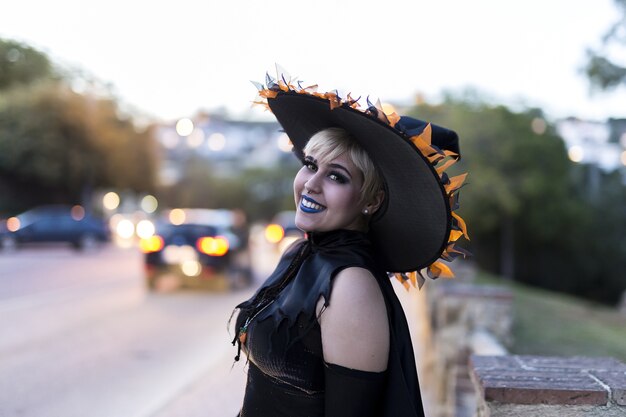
[[324, 362, 387, 417]]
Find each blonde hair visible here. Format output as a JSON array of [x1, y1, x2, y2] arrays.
[[303, 127, 383, 206]]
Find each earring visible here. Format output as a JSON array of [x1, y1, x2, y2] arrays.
[[362, 208, 369, 215]]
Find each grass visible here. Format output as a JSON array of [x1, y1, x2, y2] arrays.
[[475, 272, 626, 363]]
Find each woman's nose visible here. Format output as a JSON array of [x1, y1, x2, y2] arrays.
[[304, 173, 322, 193]]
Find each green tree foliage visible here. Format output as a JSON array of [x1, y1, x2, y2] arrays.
[[0, 38, 55, 91], [409, 95, 626, 305], [0, 38, 158, 215], [0, 82, 158, 213], [585, 0, 626, 90]]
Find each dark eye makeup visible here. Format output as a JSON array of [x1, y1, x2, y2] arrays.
[[303, 156, 318, 171], [303, 155, 350, 184], [328, 172, 348, 184]]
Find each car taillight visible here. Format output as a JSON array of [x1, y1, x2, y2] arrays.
[[6, 217, 20, 232], [264, 224, 284, 243], [140, 235, 164, 253], [196, 236, 229, 256]]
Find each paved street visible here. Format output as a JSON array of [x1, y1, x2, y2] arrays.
[[0, 244, 256, 417], [151, 347, 247, 417]]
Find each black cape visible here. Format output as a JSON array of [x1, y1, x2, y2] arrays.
[[234, 229, 425, 417]]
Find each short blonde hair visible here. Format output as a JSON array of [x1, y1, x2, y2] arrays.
[[303, 127, 383, 206]]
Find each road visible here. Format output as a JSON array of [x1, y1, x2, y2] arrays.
[[0, 244, 265, 417]]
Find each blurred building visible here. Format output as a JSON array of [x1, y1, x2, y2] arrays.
[[154, 112, 297, 186], [156, 114, 626, 185], [556, 117, 626, 174]]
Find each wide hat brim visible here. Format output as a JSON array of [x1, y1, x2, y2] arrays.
[[268, 91, 458, 272]]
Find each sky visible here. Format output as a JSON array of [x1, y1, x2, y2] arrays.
[[0, 0, 624, 123]]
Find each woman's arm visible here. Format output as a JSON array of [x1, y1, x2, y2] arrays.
[[318, 267, 390, 416], [319, 266, 390, 370]]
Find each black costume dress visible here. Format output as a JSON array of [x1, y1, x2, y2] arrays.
[[233, 229, 425, 417]]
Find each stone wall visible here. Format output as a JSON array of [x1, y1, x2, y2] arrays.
[[470, 355, 626, 416], [423, 262, 626, 416], [426, 271, 514, 417]]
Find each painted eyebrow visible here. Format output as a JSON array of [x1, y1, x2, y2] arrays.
[[304, 155, 352, 179], [328, 163, 352, 179]]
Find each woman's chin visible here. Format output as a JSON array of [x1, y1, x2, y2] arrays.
[[294, 217, 312, 232], [295, 213, 319, 233]]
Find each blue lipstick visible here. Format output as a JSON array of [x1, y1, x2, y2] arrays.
[[300, 195, 326, 213]]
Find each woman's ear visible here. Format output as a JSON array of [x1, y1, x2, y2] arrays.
[[365, 189, 385, 215]]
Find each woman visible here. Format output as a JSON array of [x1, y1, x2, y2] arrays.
[[232, 73, 469, 417]]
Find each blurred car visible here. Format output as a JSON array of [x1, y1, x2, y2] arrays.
[[264, 210, 305, 254], [139, 208, 252, 290], [0, 205, 110, 251]]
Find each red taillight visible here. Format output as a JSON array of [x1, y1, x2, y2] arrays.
[[196, 236, 229, 256], [140, 235, 164, 253]]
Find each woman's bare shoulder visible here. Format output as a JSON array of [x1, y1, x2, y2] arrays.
[[319, 267, 389, 371], [330, 266, 385, 307]]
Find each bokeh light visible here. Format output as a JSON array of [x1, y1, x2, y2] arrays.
[[277, 133, 293, 152], [136, 219, 155, 239], [181, 260, 202, 277], [6, 217, 20, 232], [139, 235, 164, 253], [140, 195, 158, 213], [116, 219, 135, 239], [197, 236, 229, 256], [186, 128, 205, 148], [71, 205, 85, 221], [207, 132, 226, 151], [568, 145, 584, 163], [621, 151, 626, 166], [265, 224, 285, 243], [176, 118, 194, 136], [163, 244, 196, 264], [531, 118, 547, 135], [161, 131, 180, 149], [169, 208, 186, 225], [102, 192, 120, 210]]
